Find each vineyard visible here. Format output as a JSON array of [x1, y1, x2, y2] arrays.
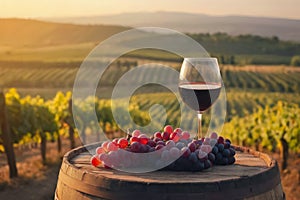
[[1, 61, 300, 99], [1, 88, 299, 155], [0, 67, 299, 200], [0, 62, 300, 199]]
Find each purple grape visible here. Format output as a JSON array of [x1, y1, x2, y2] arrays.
[[192, 161, 205, 171], [175, 157, 186, 170], [224, 142, 231, 149], [130, 142, 141, 152], [149, 147, 155, 152], [196, 161, 205, 171], [212, 146, 218, 154], [221, 157, 229, 165], [181, 147, 191, 158], [179, 140, 188, 146], [222, 149, 231, 157], [154, 137, 162, 143], [147, 140, 156, 147], [192, 139, 202, 148], [215, 152, 223, 162], [168, 161, 176, 170], [218, 143, 224, 152], [204, 160, 212, 169], [155, 144, 164, 150], [194, 149, 200, 156], [225, 139, 231, 144], [229, 148, 236, 156], [188, 152, 198, 163], [157, 141, 166, 146], [208, 153, 215, 162], [188, 142, 197, 152], [228, 156, 236, 164], [175, 142, 185, 150]]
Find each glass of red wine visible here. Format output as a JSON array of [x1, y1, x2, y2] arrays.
[[179, 58, 222, 139]]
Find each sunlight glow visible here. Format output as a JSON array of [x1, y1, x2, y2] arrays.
[[0, 0, 300, 19]]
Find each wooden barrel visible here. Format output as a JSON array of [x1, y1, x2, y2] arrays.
[[55, 143, 285, 200]]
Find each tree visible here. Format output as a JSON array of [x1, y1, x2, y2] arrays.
[[290, 55, 300, 66], [0, 92, 18, 178]]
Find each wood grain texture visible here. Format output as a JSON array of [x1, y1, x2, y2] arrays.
[[55, 143, 285, 200]]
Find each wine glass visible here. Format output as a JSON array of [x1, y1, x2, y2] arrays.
[[179, 58, 222, 139]]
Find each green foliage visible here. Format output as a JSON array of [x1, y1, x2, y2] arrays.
[[188, 33, 300, 65], [2, 88, 300, 153], [290, 56, 300, 66], [189, 33, 300, 56], [4, 89, 58, 145], [222, 101, 300, 152]]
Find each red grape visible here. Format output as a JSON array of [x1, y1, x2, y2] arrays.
[[174, 128, 182, 134], [198, 150, 208, 161], [218, 136, 224, 144], [96, 147, 105, 154], [101, 141, 110, 151], [169, 147, 180, 158], [164, 125, 173, 134], [154, 137, 162, 143], [112, 138, 118, 144], [154, 132, 162, 139], [181, 147, 191, 157], [210, 132, 218, 139], [162, 132, 170, 141], [118, 138, 128, 149], [166, 140, 175, 149], [90, 155, 102, 167], [99, 153, 107, 162], [201, 145, 212, 154], [170, 132, 180, 142], [138, 134, 149, 145], [181, 131, 190, 140], [203, 138, 211, 145], [132, 129, 141, 137], [130, 136, 139, 144], [107, 142, 118, 151]]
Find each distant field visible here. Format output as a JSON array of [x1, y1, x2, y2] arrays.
[[0, 43, 95, 62], [1, 59, 299, 99]]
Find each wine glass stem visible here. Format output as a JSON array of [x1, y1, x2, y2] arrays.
[[197, 112, 203, 139]]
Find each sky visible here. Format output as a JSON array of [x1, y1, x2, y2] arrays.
[[1, 0, 300, 20]]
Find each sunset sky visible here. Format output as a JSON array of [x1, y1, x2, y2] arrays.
[[1, 0, 300, 19]]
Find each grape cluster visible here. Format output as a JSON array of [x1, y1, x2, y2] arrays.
[[211, 136, 236, 165], [90, 125, 236, 171]]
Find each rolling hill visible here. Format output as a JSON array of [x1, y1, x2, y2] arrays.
[[44, 11, 300, 42], [0, 18, 129, 47], [1, 18, 300, 65]]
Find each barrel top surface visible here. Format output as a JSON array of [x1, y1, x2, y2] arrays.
[[66, 144, 272, 184]]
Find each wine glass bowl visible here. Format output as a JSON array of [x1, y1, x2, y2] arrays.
[[178, 58, 222, 138]]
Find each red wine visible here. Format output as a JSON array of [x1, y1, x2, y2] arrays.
[[179, 83, 221, 111]]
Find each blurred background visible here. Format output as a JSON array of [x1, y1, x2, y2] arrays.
[[0, 0, 299, 199]]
